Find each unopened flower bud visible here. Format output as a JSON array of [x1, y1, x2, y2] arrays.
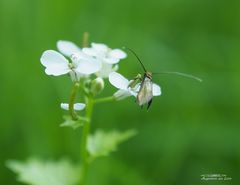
[[90, 77, 104, 96]]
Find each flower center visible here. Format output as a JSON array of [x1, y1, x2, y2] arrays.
[[68, 63, 76, 70]]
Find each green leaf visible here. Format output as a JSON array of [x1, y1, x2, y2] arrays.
[[87, 129, 137, 160], [6, 158, 81, 185], [60, 115, 88, 129]]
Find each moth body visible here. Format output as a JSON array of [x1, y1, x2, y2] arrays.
[[136, 71, 153, 109]]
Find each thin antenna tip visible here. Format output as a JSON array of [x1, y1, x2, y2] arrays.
[[153, 71, 203, 82], [192, 76, 203, 82], [197, 78, 203, 82]]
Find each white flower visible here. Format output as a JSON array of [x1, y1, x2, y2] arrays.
[[40, 50, 101, 80], [60, 103, 86, 111], [109, 72, 161, 100], [82, 43, 127, 78]]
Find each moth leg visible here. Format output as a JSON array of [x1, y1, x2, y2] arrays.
[[134, 73, 142, 80], [128, 74, 142, 88], [147, 99, 153, 110], [134, 76, 142, 81]]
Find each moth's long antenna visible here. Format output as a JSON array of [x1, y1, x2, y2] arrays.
[[123, 47, 147, 72], [152, 71, 202, 82]]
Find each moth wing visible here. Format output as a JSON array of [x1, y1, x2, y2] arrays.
[[137, 77, 153, 106]]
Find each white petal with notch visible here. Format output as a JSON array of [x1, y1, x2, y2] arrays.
[[57, 40, 81, 57], [40, 50, 70, 76]]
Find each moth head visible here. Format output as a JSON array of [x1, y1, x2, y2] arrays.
[[145, 71, 152, 79]]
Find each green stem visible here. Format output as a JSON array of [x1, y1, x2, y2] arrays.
[[69, 82, 80, 120], [94, 96, 116, 104], [82, 32, 89, 48], [80, 97, 94, 185]]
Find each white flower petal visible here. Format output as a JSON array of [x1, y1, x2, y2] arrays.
[[96, 63, 117, 78], [91, 43, 108, 53], [40, 50, 70, 76], [114, 89, 132, 100], [60, 103, 86, 111], [82, 48, 98, 57], [152, 83, 161, 96], [57, 40, 81, 57], [128, 83, 141, 97], [109, 49, 127, 59], [104, 57, 120, 64], [70, 52, 88, 62], [41, 50, 68, 67], [73, 103, 86, 110], [109, 72, 129, 90], [75, 59, 101, 75], [45, 67, 70, 76], [60, 103, 69, 110]]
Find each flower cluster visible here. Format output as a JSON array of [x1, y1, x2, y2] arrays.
[[40, 41, 126, 80], [40, 40, 161, 113], [40, 41, 126, 110]]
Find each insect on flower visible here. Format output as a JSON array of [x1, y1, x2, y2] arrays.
[[125, 47, 202, 110]]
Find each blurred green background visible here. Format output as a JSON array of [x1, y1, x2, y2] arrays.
[[1, 0, 240, 184]]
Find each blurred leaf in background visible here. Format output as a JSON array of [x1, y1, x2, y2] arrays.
[[6, 158, 81, 185], [87, 129, 137, 161]]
